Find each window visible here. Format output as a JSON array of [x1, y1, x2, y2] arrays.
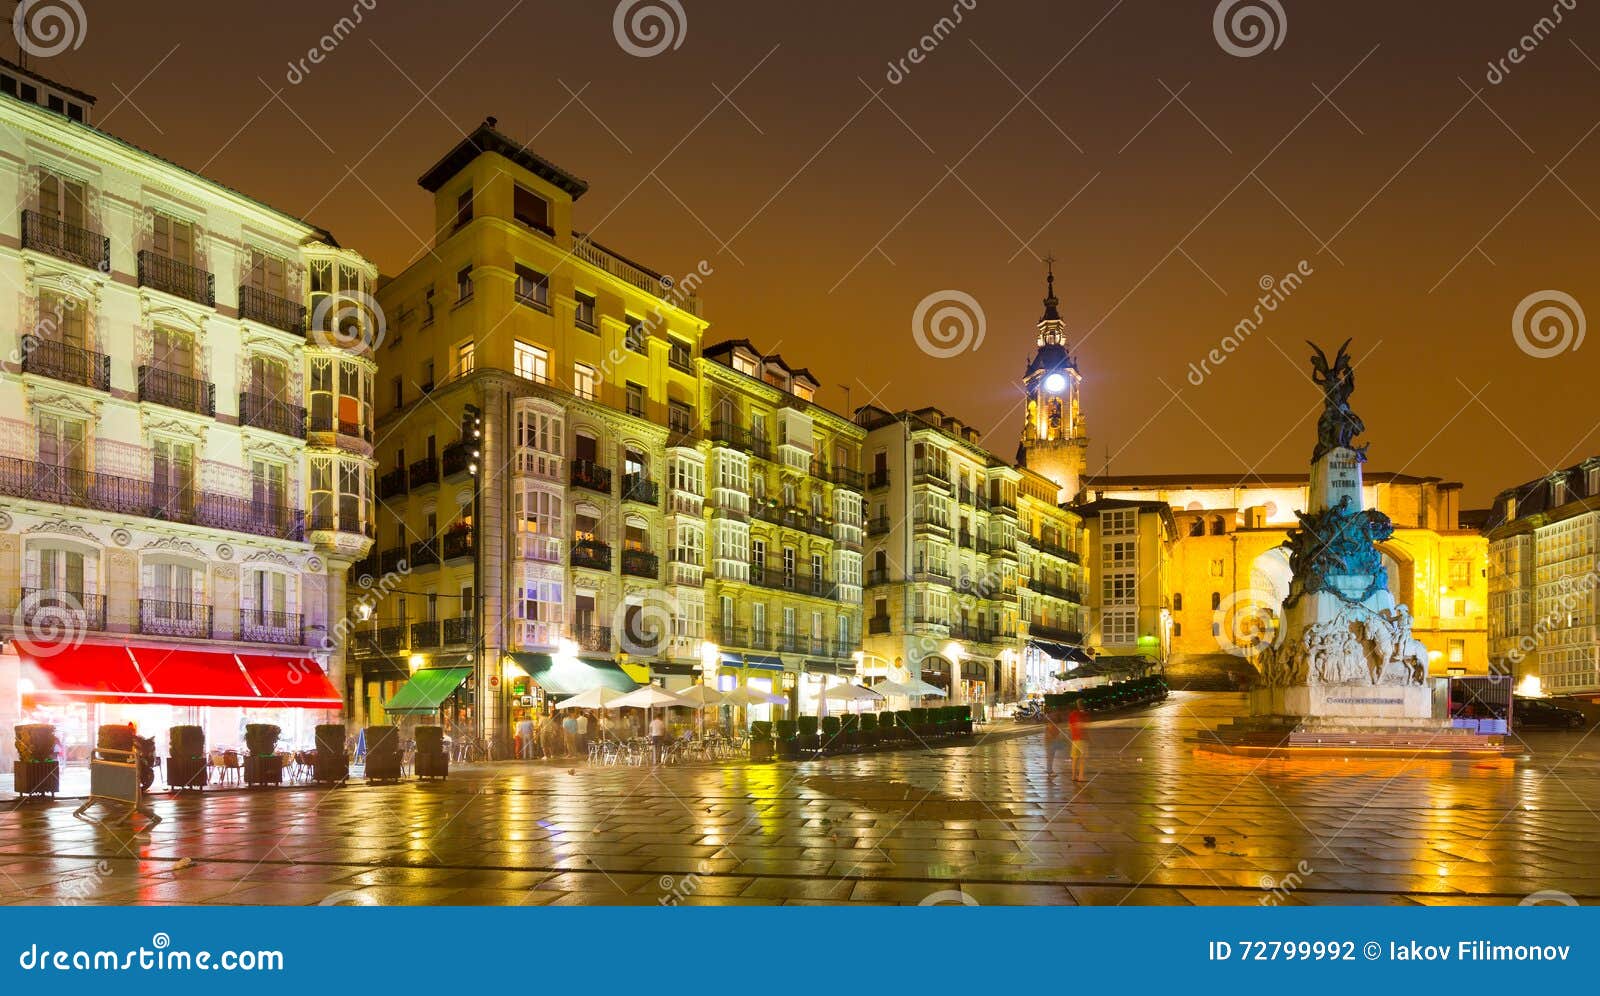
[[1173, 593, 1183, 611], [574, 292, 596, 330], [152, 438, 196, 515], [456, 266, 473, 302], [668, 401, 693, 438], [1173, 622, 1182, 638], [246, 249, 288, 298], [668, 337, 692, 371], [422, 286, 435, 326], [39, 170, 87, 230], [752, 539, 766, 573], [1102, 509, 1135, 536], [1449, 559, 1471, 586], [624, 315, 647, 354], [733, 353, 759, 377], [454, 188, 473, 231], [1448, 639, 1465, 664], [625, 382, 646, 418], [573, 363, 598, 401], [514, 264, 549, 308], [513, 184, 550, 232], [392, 376, 403, 409], [1104, 541, 1135, 567], [37, 290, 86, 349], [456, 342, 475, 377], [31, 545, 90, 596], [152, 212, 194, 265], [150, 325, 196, 378], [515, 487, 563, 536], [1211, 591, 1222, 610], [514, 341, 548, 383]]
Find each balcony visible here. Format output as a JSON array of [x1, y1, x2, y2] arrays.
[[239, 608, 302, 646], [913, 569, 954, 587], [138, 365, 216, 417], [622, 473, 658, 506], [866, 567, 893, 587], [913, 459, 950, 487], [912, 515, 949, 537], [571, 540, 612, 572], [571, 459, 612, 495], [377, 546, 408, 575], [667, 491, 703, 516], [442, 440, 474, 480], [868, 469, 890, 489], [22, 210, 109, 271], [868, 615, 891, 635], [991, 497, 1019, 518], [1028, 622, 1083, 644], [1033, 537, 1080, 563], [238, 392, 306, 438], [408, 456, 440, 491], [750, 566, 836, 599], [949, 621, 1001, 644], [1028, 578, 1083, 603], [376, 623, 408, 653], [21, 335, 111, 392], [442, 529, 473, 563], [137, 250, 215, 307], [411, 619, 441, 648], [833, 466, 865, 491], [18, 588, 107, 633], [866, 515, 890, 537], [570, 624, 612, 653], [378, 467, 408, 500], [709, 420, 753, 451], [0, 457, 302, 540], [621, 548, 659, 579], [443, 615, 475, 645], [238, 285, 307, 334], [709, 624, 747, 648], [409, 539, 440, 571], [667, 557, 703, 586], [138, 599, 213, 640]]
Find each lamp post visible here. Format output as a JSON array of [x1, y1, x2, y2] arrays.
[[463, 402, 486, 755]]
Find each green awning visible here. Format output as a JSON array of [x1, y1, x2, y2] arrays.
[[383, 667, 472, 716], [508, 652, 639, 698]]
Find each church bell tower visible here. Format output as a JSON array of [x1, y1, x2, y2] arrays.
[[1018, 259, 1088, 502]]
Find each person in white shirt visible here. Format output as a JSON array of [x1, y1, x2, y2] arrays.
[[649, 714, 666, 760]]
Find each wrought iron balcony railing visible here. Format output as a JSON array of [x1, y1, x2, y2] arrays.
[[138, 599, 213, 640], [20, 335, 110, 391], [571, 459, 612, 494], [238, 392, 306, 438], [137, 250, 215, 307], [138, 365, 216, 416], [238, 285, 307, 334], [239, 608, 302, 645], [18, 588, 107, 633], [571, 540, 612, 572], [22, 210, 109, 271]]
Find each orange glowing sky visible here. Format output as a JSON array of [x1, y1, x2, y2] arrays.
[[45, 0, 1600, 505]]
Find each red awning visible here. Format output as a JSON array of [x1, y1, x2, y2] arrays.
[[20, 642, 150, 704], [235, 653, 342, 709], [20, 643, 340, 710]]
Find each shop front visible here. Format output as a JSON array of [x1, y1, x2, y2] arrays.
[[919, 655, 953, 700], [722, 653, 787, 726], [381, 665, 474, 736], [13, 639, 342, 763], [505, 650, 638, 714]]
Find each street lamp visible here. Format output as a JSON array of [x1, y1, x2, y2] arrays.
[[463, 402, 487, 754]]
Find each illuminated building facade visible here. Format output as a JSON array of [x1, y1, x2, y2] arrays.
[[859, 405, 1086, 703], [1485, 459, 1600, 697], [1017, 263, 1088, 504], [1082, 473, 1489, 681], [0, 62, 375, 762]]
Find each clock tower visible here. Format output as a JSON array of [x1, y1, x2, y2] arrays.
[[1018, 260, 1088, 502]]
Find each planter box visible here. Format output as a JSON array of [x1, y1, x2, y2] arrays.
[[776, 739, 800, 760], [15, 759, 59, 796], [414, 751, 449, 780], [749, 739, 774, 762], [313, 752, 349, 785], [365, 750, 403, 782], [166, 755, 207, 790], [243, 755, 283, 787], [798, 734, 821, 755]]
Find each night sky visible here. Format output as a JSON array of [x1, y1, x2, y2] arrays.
[[36, 0, 1600, 505]]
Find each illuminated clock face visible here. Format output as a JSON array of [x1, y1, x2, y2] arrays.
[[1044, 373, 1067, 393]]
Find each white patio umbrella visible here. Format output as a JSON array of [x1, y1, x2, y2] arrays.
[[875, 677, 947, 699], [822, 682, 884, 719], [609, 685, 687, 751], [553, 686, 631, 740], [723, 686, 787, 707], [674, 684, 726, 738]]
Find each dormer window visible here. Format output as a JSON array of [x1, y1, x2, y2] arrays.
[[1552, 477, 1568, 506], [732, 353, 758, 377]]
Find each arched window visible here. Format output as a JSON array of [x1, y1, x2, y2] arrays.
[[1210, 591, 1221, 610], [1210, 515, 1226, 535], [1189, 519, 1205, 537], [1173, 593, 1183, 611]]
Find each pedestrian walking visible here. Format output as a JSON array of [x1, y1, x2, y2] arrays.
[[1068, 697, 1089, 783], [562, 713, 579, 756], [1044, 708, 1067, 779], [516, 713, 534, 760], [649, 713, 666, 762]]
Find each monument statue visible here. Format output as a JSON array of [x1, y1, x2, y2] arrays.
[[1307, 338, 1367, 462]]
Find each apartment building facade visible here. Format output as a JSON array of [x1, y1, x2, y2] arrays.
[[0, 63, 375, 766], [1485, 459, 1600, 698], [859, 405, 1087, 703]]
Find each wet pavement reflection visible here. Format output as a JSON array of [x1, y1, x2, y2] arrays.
[[1, 693, 1595, 906]]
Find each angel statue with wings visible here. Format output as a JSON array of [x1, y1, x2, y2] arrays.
[[1308, 339, 1366, 460]]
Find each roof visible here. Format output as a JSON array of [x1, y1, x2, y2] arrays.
[[418, 118, 589, 198], [1485, 458, 1600, 531], [0, 56, 97, 104], [1085, 471, 1446, 488]]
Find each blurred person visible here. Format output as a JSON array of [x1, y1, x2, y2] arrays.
[[515, 712, 534, 760], [1044, 708, 1067, 779], [1068, 698, 1089, 783]]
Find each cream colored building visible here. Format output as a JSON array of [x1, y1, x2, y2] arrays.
[[0, 62, 375, 764], [1082, 472, 1489, 682], [1486, 459, 1600, 697]]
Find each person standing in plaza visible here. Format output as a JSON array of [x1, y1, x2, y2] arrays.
[[1068, 698, 1089, 783], [576, 710, 591, 755], [562, 712, 579, 756], [1043, 708, 1067, 779], [515, 713, 534, 760], [649, 712, 666, 761]]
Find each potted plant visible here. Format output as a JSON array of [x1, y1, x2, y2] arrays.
[[414, 724, 448, 780], [774, 719, 799, 760], [313, 723, 349, 785], [820, 715, 842, 754], [13, 724, 59, 797], [748, 720, 774, 762], [243, 723, 282, 786], [956, 704, 974, 736], [797, 715, 821, 755], [364, 725, 402, 782], [166, 725, 206, 790], [858, 712, 877, 750]]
